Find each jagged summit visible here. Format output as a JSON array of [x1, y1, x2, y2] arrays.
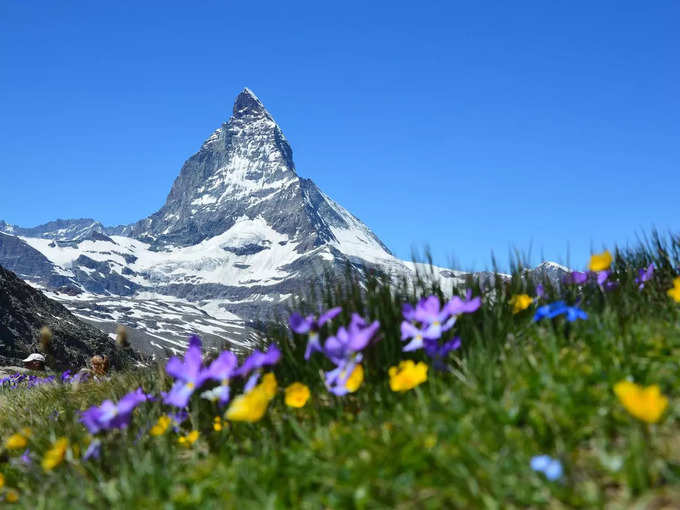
[[232, 87, 268, 117]]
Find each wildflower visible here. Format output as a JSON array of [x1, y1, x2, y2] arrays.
[[444, 289, 482, 317], [564, 271, 588, 285], [389, 360, 428, 392], [324, 314, 379, 365], [42, 437, 68, 471], [83, 439, 101, 461], [530, 455, 563, 481], [423, 337, 461, 370], [20, 449, 31, 465], [667, 277, 680, 303], [401, 292, 479, 352], [535, 284, 545, 299], [201, 350, 238, 406], [80, 388, 149, 434], [5, 431, 29, 450], [6, 489, 19, 503], [324, 361, 364, 396], [405, 296, 456, 339], [0, 472, 3, 488], [164, 335, 210, 408], [588, 250, 612, 272], [289, 307, 342, 359], [614, 381, 668, 423], [178, 430, 199, 447], [150, 415, 172, 436], [509, 294, 533, 314], [285, 382, 311, 408], [233, 344, 281, 392], [259, 372, 278, 399], [213, 416, 224, 431], [225, 386, 271, 423], [635, 263, 655, 290], [533, 301, 587, 322]]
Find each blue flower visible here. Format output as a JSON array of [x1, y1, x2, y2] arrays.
[[530, 454, 563, 481], [533, 301, 587, 322]]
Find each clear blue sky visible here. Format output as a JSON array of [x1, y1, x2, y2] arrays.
[[1, 1, 678, 271]]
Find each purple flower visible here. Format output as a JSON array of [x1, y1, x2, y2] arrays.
[[534, 301, 587, 322], [324, 356, 361, 396], [535, 284, 545, 299], [201, 350, 238, 405], [80, 388, 149, 434], [531, 455, 563, 481], [424, 336, 461, 360], [323, 314, 380, 366], [444, 289, 482, 317], [289, 307, 342, 360], [234, 344, 281, 391], [20, 449, 31, 465], [163, 335, 210, 408], [565, 271, 588, 285], [635, 263, 655, 290], [83, 439, 101, 461]]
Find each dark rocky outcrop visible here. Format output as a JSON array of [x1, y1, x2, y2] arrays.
[[0, 264, 137, 370]]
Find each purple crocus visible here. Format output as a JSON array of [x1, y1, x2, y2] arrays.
[[635, 263, 655, 290], [201, 350, 238, 405], [163, 335, 210, 408], [80, 388, 149, 434], [289, 307, 342, 359], [534, 301, 587, 322], [234, 344, 281, 391]]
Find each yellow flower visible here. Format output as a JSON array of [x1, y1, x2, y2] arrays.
[[225, 372, 279, 422], [588, 250, 612, 272], [178, 430, 199, 446], [614, 381, 668, 423], [389, 360, 428, 392], [6, 489, 19, 503], [0, 472, 4, 489], [150, 415, 172, 436], [5, 433, 28, 450], [42, 437, 68, 472], [667, 277, 680, 303], [345, 364, 364, 393], [509, 294, 533, 314], [260, 372, 278, 399], [213, 416, 224, 431], [285, 382, 311, 408], [225, 387, 271, 423]]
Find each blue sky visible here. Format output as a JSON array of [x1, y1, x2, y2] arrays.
[[1, 1, 678, 271]]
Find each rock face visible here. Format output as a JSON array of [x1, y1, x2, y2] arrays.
[[0, 88, 561, 357], [0, 264, 136, 370]]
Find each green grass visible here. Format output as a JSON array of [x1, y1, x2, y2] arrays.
[[2, 233, 680, 508]]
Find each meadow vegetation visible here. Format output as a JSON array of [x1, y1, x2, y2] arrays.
[[2, 232, 680, 509]]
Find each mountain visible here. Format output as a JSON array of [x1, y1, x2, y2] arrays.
[[0, 88, 556, 357], [0, 264, 136, 370]]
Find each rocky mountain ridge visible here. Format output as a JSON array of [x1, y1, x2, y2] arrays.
[[0, 89, 568, 357]]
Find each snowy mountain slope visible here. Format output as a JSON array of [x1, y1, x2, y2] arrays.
[[0, 88, 564, 357]]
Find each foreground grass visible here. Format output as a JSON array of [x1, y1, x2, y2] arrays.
[[2, 236, 680, 508]]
